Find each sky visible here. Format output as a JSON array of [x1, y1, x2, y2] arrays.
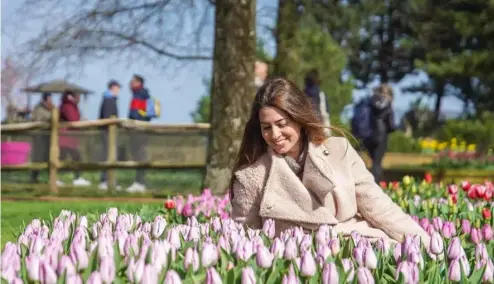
[[1, 0, 464, 124]]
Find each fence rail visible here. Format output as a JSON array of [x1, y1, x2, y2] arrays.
[[1, 108, 211, 192]]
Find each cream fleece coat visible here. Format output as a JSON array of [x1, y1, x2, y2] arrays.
[[231, 137, 430, 245]]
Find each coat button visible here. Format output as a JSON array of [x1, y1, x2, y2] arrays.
[[323, 150, 329, 156]]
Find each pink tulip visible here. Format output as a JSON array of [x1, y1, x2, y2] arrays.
[[2, 265, 17, 284], [218, 235, 231, 253], [448, 258, 461, 282], [364, 248, 378, 269], [182, 203, 194, 217], [395, 261, 411, 283], [322, 262, 339, 284], [475, 243, 489, 263], [184, 247, 200, 272], [282, 265, 299, 284], [447, 237, 462, 260], [329, 239, 341, 257], [419, 218, 430, 230], [57, 256, 76, 277], [39, 260, 57, 284], [241, 267, 256, 284], [256, 245, 274, 268], [300, 250, 316, 277], [316, 225, 330, 245], [202, 242, 219, 267], [262, 219, 276, 239], [270, 238, 285, 259], [87, 272, 103, 284], [187, 227, 200, 243], [107, 208, 118, 224], [353, 246, 364, 267], [66, 275, 83, 284], [481, 260, 494, 283], [441, 222, 453, 239], [432, 217, 443, 232], [342, 258, 355, 282], [97, 236, 114, 260], [26, 255, 40, 282], [99, 256, 115, 284], [141, 264, 158, 284], [126, 258, 144, 283], [481, 224, 493, 241], [471, 228, 482, 244], [357, 267, 375, 284], [166, 229, 181, 249], [461, 219, 471, 234], [152, 216, 166, 239], [430, 231, 444, 255], [284, 238, 298, 260], [165, 270, 182, 284], [206, 267, 222, 284]]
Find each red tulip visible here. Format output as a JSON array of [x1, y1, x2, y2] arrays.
[[424, 173, 433, 183], [482, 208, 492, 220], [392, 181, 399, 190], [476, 186, 487, 199], [451, 194, 458, 204], [164, 199, 176, 210], [447, 185, 458, 195], [461, 181, 471, 191], [484, 189, 493, 201], [467, 188, 477, 199], [379, 181, 387, 189]]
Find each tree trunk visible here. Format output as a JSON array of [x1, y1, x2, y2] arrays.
[[203, 0, 256, 194]]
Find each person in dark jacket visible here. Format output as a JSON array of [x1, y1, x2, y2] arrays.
[[59, 91, 91, 186], [30, 93, 54, 183], [363, 84, 397, 182], [304, 69, 331, 128], [98, 80, 121, 190], [126, 74, 151, 192]]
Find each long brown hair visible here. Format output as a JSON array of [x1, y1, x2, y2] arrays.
[[229, 77, 331, 192]]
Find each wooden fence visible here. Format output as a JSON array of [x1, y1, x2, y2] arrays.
[[1, 108, 210, 193]]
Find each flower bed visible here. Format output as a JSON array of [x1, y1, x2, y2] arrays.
[[1, 180, 494, 283]]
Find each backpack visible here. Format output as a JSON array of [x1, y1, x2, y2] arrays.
[[351, 97, 374, 140], [137, 97, 161, 119]]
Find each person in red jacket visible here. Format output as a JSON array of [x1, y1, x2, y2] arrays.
[[59, 91, 91, 186]]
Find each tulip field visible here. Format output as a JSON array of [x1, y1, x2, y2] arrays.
[[1, 176, 494, 283]]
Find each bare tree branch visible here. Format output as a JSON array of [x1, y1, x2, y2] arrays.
[[12, 0, 214, 73]]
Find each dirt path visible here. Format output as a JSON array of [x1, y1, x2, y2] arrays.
[[1, 196, 164, 203]]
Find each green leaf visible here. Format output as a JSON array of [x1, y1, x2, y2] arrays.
[[468, 265, 487, 284], [226, 269, 236, 284]]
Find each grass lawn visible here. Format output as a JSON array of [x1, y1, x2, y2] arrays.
[[1, 200, 163, 248], [1, 169, 204, 198]]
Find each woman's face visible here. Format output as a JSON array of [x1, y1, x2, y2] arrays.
[[259, 106, 302, 159]]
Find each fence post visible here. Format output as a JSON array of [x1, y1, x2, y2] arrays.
[[49, 108, 60, 193], [107, 116, 117, 190]]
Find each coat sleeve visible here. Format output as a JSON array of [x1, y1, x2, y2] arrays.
[[386, 109, 396, 133], [61, 104, 79, 122], [230, 178, 263, 230], [346, 139, 430, 246]]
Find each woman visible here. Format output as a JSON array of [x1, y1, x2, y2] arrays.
[[364, 84, 396, 182], [59, 91, 91, 186], [230, 78, 429, 245]]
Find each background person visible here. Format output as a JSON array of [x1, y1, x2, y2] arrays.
[[98, 80, 121, 190], [59, 91, 91, 187]]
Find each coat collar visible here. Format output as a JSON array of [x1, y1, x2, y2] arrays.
[[259, 140, 339, 225]]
